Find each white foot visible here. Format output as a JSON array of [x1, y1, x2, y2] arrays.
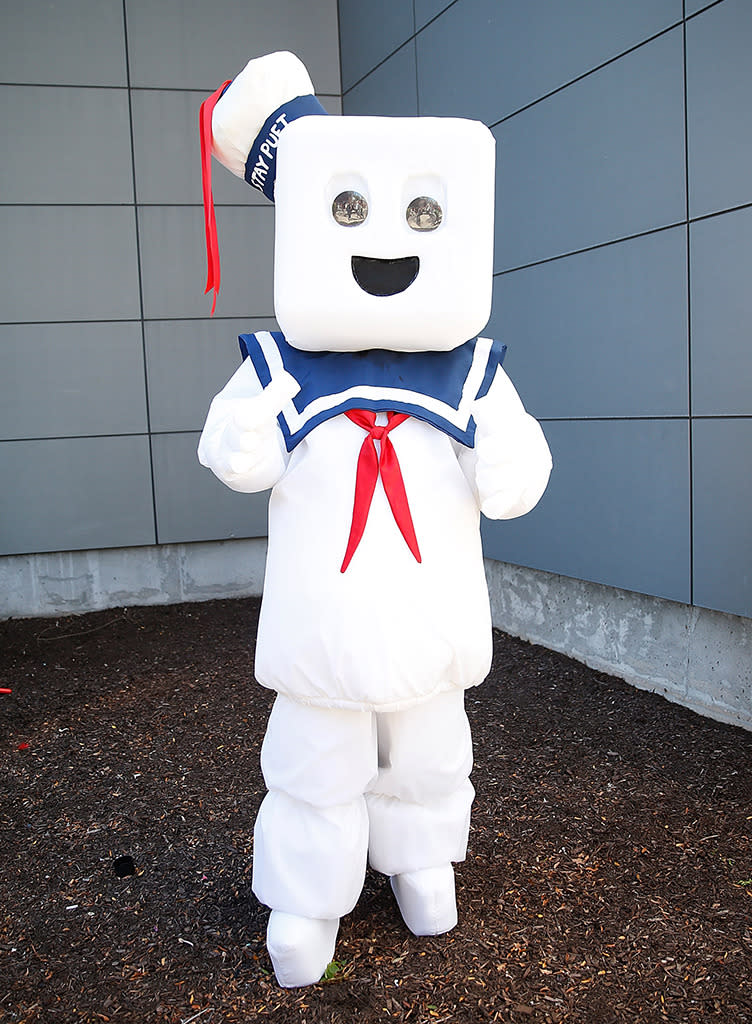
[[390, 864, 458, 936], [266, 911, 339, 988]]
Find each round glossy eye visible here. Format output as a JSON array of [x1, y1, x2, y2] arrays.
[[332, 190, 368, 226], [406, 196, 443, 231]]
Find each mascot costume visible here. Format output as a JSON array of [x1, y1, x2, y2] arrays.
[[197, 52, 552, 988]]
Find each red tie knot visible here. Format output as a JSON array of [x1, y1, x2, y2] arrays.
[[344, 409, 410, 439]]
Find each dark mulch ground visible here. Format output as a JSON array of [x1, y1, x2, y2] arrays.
[[1, 597, 750, 1024]]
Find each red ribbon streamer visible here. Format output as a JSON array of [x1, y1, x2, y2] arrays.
[[199, 80, 232, 315], [341, 411, 421, 573]]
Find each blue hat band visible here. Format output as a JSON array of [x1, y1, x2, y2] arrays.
[[244, 94, 328, 202]]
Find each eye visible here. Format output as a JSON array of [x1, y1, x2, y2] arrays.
[[332, 190, 368, 226], [406, 196, 443, 231]]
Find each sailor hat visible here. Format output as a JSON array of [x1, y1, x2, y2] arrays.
[[200, 51, 327, 311]]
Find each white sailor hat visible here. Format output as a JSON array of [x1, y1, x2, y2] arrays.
[[200, 51, 327, 312]]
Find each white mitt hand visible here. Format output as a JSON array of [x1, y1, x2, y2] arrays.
[[199, 370, 299, 491], [474, 413, 551, 519], [471, 384, 552, 520]]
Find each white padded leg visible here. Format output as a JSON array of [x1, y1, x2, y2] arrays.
[[253, 695, 376, 919], [367, 690, 474, 875], [390, 864, 457, 936], [253, 789, 369, 918], [266, 911, 340, 988]]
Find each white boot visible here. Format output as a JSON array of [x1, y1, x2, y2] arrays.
[[266, 911, 340, 987], [390, 864, 458, 936]]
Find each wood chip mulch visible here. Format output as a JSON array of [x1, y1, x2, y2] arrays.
[[1, 596, 750, 1024]]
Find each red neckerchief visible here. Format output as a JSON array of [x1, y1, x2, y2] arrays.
[[341, 410, 421, 573]]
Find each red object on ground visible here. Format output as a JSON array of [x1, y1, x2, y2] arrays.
[[0, 688, 12, 694], [17, 743, 29, 751]]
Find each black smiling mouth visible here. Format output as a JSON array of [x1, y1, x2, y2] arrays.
[[351, 255, 419, 296]]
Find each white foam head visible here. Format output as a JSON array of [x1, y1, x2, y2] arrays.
[[273, 115, 495, 352]]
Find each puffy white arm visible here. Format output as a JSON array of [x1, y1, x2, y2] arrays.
[[459, 366, 552, 519], [197, 359, 298, 493]]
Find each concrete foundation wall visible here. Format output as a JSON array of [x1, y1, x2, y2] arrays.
[[2, 542, 748, 732], [0, 540, 266, 620], [485, 559, 751, 733]]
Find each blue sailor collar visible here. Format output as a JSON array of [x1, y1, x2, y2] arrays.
[[238, 330, 506, 452]]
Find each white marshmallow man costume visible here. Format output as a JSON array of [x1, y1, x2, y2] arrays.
[[196, 52, 552, 987]]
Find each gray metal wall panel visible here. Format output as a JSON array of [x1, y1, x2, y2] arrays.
[[686, 0, 752, 218], [691, 206, 752, 417], [416, 0, 681, 123], [0, 436, 155, 556], [686, 0, 721, 16], [342, 43, 419, 118], [0, 323, 147, 440], [481, 419, 692, 604], [0, 0, 127, 86], [693, 418, 752, 618], [4, 0, 749, 624], [1, 207, 141, 323], [415, 1, 452, 30], [130, 90, 262, 208], [1, 86, 133, 205], [1, 1, 343, 568], [124, 0, 341, 93], [339, 0, 414, 91], [137, 206, 275, 320], [493, 28, 686, 271], [146, 318, 278, 433], [490, 227, 688, 419], [322, 96, 344, 116], [151, 432, 269, 544], [340, 0, 752, 621]]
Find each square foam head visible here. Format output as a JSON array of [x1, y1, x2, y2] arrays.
[[273, 116, 495, 352]]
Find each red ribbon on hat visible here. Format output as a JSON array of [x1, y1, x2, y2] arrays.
[[341, 411, 421, 573], [200, 80, 232, 314]]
